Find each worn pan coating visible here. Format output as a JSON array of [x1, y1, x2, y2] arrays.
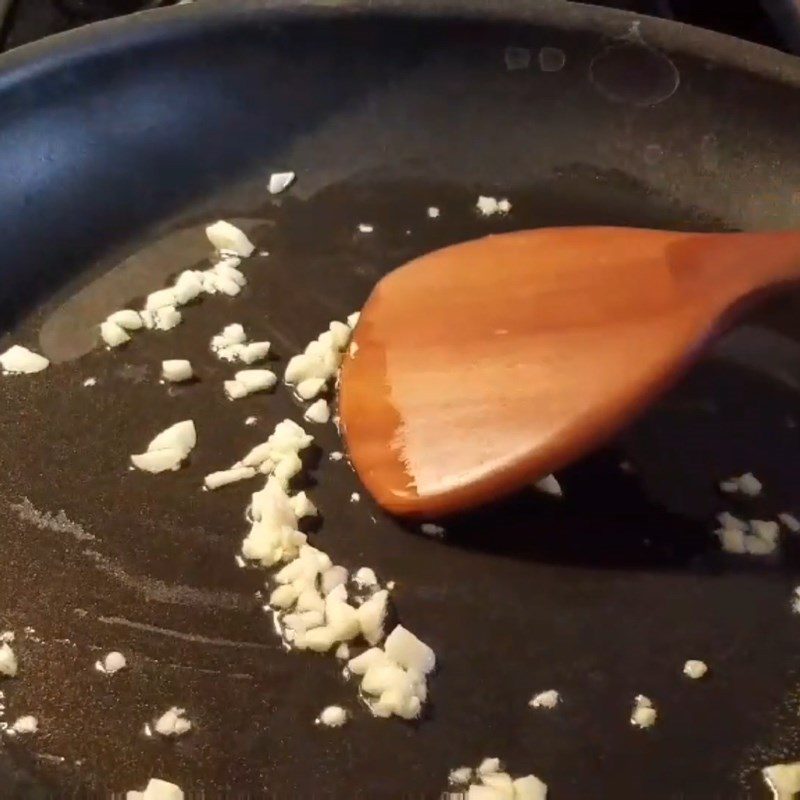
[[1, 1, 800, 796]]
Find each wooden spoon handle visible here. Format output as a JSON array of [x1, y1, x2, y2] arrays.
[[671, 231, 800, 307]]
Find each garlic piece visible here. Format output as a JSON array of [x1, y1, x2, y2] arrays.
[[630, 694, 657, 729], [204, 467, 256, 490], [0, 642, 18, 677], [96, 651, 127, 675], [100, 321, 130, 348], [153, 706, 192, 737], [9, 715, 37, 735], [528, 689, 560, 709], [763, 761, 800, 800], [357, 589, 389, 645], [384, 625, 436, 674], [241, 342, 271, 364], [512, 775, 548, 800], [153, 306, 182, 331], [128, 777, 185, 800], [161, 360, 193, 383], [296, 377, 326, 400], [225, 370, 277, 399], [108, 309, 143, 329], [534, 473, 562, 497], [476, 195, 511, 216], [205, 220, 255, 256], [683, 660, 708, 679], [131, 420, 196, 473], [0, 345, 49, 374], [268, 171, 296, 194], [130, 448, 185, 474], [304, 399, 330, 424], [145, 288, 177, 311], [315, 705, 348, 727]]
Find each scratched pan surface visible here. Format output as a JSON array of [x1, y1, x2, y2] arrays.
[[1, 1, 800, 797]]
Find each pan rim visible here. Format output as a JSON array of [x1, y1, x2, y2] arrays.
[[0, 0, 798, 94]]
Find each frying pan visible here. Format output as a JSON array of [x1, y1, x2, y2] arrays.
[[1, 0, 800, 796]]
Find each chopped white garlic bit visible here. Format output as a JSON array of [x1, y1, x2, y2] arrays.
[[719, 472, 762, 497], [8, 715, 37, 735], [241, 342, 271, 364], [100, 320, 130, 348], [529, 689, 560, 709], [329, 451, 344, 461], [427, 206, 440, 218], [763, 760, 800, 800], [95, 651, 127, 675], [385, 625, 436, 674], [130, 420, 196, 473], [358, 590, 389, 645], [153, 305, 182, 331], [289, 491, 317, 519], [315, 705, 348, 727], [161, 359, 193, 383], [449, 766, 473, 785], [153, 706, 192, 737], [145, 287, 177, 312], [716, 514, 779, 556], [512, 774, 549, 800], [354, 567, 378, 588], [791, 587, 800, 615], [216, 322, 245, 344], [204, 466, 256, 490], [234, 419, 434, 719], [296, 377, 326, 400], [205, 220, 255, 257], [421, 522, 445, 538], [240, 439, 313, 566], [225, 369, 277, 400], [534, 474, 563, 497], [130, 449, 186, 474], [245, 416, 258, 426], [0, 345, 49, 375], [358, 223, 374, 233], [284, 317, 353, 397], [0, 642, 18, 677], [683, 659, 708, 680], [717, 511, 748, 532], [477, 759, 502, 779], [101, 223, 256, 352], [268, 171, 296, 194], [239, 369, 277, 393], [350, 492, 361, 503], [127, 777, 185, 800], [448, 760, 545, 800], [237, 419, 312, 477], [211, 323, 270, 364], [83, 377, 97, 387], [108, 309, 143, 330], [476, 195, 512, 216], [304, 399, 331, 424], [335, 643, 350, 660], [630, 694, 657, 729], [739, 472, 764, 496], [780, 513, 800, 533]]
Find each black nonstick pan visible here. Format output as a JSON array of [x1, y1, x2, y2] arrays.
[[1, 1, 800, 797]]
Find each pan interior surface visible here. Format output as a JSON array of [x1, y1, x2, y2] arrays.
[[0, 4, 800, 797]]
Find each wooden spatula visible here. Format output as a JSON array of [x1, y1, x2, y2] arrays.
[[339, 226, 800, 517]]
